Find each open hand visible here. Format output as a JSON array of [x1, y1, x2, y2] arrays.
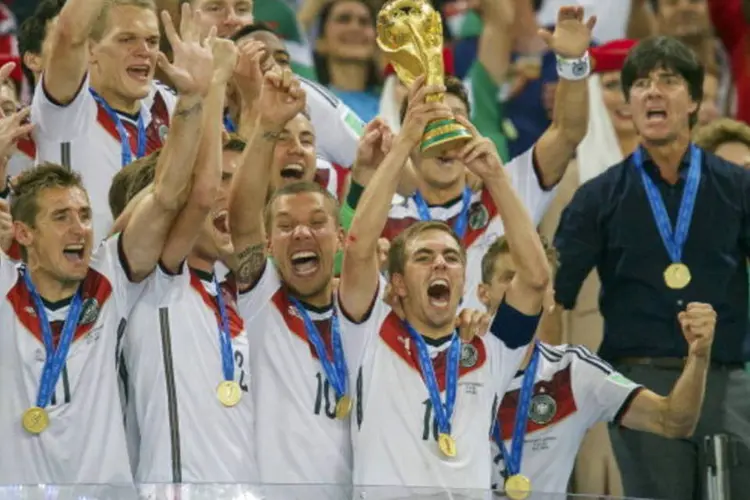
[[678, 302, 716, 359], [454, 115, 502, 182], [455, 308, 491, 342], [353, 118, 394, 177], [234, 39, 267, 105], [538, 5, 596, 59], [398, 76, 453, 149], [211, 38, 239, 85], [257, 66, 307, 131], [0, 107, 33, 163]]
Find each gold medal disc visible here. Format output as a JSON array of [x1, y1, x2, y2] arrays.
[[22, 407, 49, 435], [664, 263, 691, 289], [335, 395, 353, 419], [437, 433, 457, 458], [216, 381, 242, 407], [505, 474, 532, 500]]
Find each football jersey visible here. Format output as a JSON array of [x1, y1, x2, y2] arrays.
[[339, 278, 535, 497], [31, 75, 176, 243], [123, 264, 257, 484], [383, 147, 555, 311], [237, 262, 352, 496], [491, 343, 643, 495], [315, 157, 349, 201], [0, 235, 144, 484], [8, 136, 35, 178]]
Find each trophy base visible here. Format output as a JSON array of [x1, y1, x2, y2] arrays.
[[420, 119, 473, 158]]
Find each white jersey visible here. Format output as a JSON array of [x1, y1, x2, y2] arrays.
[[301, 77, 364, 169], [123, 264, 257, 484], [491, 343, 643, 495], [237, 262, 352, 494], [315, 157, 348, 201], [0, 235, 143, 484], [31, 75, 177, 243], [384, 147, 555, 311], [339, 278, 536, 496]]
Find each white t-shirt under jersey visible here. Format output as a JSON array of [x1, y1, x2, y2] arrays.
[[338, 278, 538, 497], [31, 75, 177, 243], [0, 235, 143, 485], [491, 342, 643, 496], [237, 262, 352, 496], [123, 264, 257, 484]]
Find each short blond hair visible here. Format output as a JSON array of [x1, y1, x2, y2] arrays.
[[693, 118, 750, 153], [91, 0, 158, 41], [480, 235, 558, 284], [387, 221, 466, 277]]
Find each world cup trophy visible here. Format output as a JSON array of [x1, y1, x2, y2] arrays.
[[377, 0, 473, 156]]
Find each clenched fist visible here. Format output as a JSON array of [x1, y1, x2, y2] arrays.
[[678, 302, 716, 359]]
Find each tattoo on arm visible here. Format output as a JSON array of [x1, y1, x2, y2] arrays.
[[236, 243, 266, 285], [173, 101, 204, 119]]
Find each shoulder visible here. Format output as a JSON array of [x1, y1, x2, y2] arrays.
[[538, 343, 613, 375], [299, 76, 341, 108], [701, 148, 750, 181]]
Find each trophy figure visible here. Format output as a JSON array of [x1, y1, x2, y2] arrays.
[[377, 0, 473, 157]]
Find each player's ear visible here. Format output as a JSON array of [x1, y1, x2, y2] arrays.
[[336, 226, 345, 253], [390, 273, 408, 298], [13, 220, 33, 248]]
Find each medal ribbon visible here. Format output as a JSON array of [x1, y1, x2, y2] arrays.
[[404, 323, 460, 436], [413, 186, 473, 239], [493, 342, 540, 477], [223, 112, 236, 133], [90, 89, 147, 167], [213, 277, 235, 383], [23, 268, 84, 409], [289, 297, 348, 399], [632, 144, 701, 263]]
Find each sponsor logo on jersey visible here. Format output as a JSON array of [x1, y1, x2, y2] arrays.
[[529, 392, 557, 425]]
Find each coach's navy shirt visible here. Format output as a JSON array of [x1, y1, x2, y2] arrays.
[[554, 145, 750, 364]]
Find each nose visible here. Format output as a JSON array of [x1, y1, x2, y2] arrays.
[[291, 223, 313, 240], [432, 254, 448, 270], [224, 8, 249, 30]]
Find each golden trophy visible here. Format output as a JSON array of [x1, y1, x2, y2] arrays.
[[377, 0, 473, 156]]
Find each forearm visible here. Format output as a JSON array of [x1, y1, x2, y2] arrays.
[[56, 0, 107, 46], [477, 7, 513, 85], [626, 0, 658, 39], [189, 82, 227, 208], [661, 354, 709, 437], [238, 101, 259, 141]]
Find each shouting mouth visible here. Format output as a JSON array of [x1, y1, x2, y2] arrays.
[[427, 278, 451, 308]]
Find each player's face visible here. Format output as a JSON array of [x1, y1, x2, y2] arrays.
[[268, 192, 342, 300], [240, 31, 291, 70], [319, 1, 375, 62], [600, 71, 635, 136], [193, 0, 254, 39], [395, 229, 465, 330], [714, 141, 750, 169], [0, 81, 18, 116], [15, 186, 93, 284], [90, 5, 160, 102], [628, 69, 697, 145], [413, 94, 470, 190], [478, 252, 516, 313], [270, 114, 317, 191]]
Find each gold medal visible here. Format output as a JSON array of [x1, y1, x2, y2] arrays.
[[505, 474, 532, 500], [437, 433, 457, 458], [335, 395, 353, 419], [216, 381, 242, 407], [664, 263, 691, 289], [22, 407, 49, 435]]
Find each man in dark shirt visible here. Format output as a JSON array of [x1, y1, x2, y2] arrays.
[[554, 36, 750, 500]]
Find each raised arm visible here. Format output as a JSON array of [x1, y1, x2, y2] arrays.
[[159, 38, 238, 272], [121, 6, 215, 282], [534, 6, 595, 188], [43, 0, 107, 104], [620, 303, 715, 438], [340, 78, 452, 321], [229, 64, 306, 289]]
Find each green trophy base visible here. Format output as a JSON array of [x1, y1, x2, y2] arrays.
[[420, 119, 473, 157]]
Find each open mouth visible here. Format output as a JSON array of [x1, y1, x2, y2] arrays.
[[127, 65, 151, 82], [646, 108, 667, 123], [280, 163, 306, 180], [213, 211, 230, 235], [427, 278, 451, 308], [62, 244, 85, 264], [290, 250, 319, 276]]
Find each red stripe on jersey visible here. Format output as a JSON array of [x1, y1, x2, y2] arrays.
[[188, 269, 244, 338], [6, 239, 21, 260], [16, 136, 36, 159], [379, 310, 486, 391], [332, 163, 349, 201], [95, 91, 171, 159], [7, 268, 113, 344], [271, 288, 335, 360], [314, 168, 330, 192], [496, 365, 577, 438]]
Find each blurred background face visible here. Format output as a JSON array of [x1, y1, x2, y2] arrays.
[[270, 114, 317, 191], [478, 252, 515, 312], [90, 5, 160, 103], [599, 71, 635, 136], [268, 192, 341, 300], [318, 1, 376, 63], [698, 72, 720, 126], [714, 141, 750, 168], [413, 93, 469, 190], [23, 16, 59, 83], [193, 0, 253, 38], [0, 81, 19, 116], [656, 0, 711, 41]]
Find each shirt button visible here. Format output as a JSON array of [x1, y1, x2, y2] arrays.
[[677, 299, 684, 307]]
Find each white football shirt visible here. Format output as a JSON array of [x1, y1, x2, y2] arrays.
[[383, 147, 555, 311], [339, 278, 537, 498], [237, 262, 352, 498], [123, 264, 257, 484], [0, 235, 143, 484], [31, 75, 177, 243], [491, 342, 643, 495]]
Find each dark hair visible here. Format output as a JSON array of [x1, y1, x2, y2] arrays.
[[313, 0, 381, 90], [230, 22, 279, 43], [264, 181, 340, 230], [19, 0, 66, 86], [399, 75, 470, 124], [621, 36, 705, 128], [11, 163, 86, 227]]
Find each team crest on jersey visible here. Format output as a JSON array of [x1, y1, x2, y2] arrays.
[[158, 124, 169, 142], [79, 298, 100, 326], [468, 203, 489, 230], [460, 343, 478, 368], [528, 392, 557, 425]]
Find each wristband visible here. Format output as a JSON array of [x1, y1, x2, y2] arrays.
[[555, 51, 591, 81], [346, 180, 365, 209], [0, 177, 10, 199]]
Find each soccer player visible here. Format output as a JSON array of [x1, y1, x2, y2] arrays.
[[31, 0, 184, 243], [478, 236, 715, 497], [337, 76, 550, 495], [0, 15, 213, 484]]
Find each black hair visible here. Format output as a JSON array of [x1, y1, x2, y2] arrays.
[[230, 22, 279, 43], [19, 0, 67, 86], [621, 36, 705, 128]]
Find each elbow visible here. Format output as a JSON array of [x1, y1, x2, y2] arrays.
[[660, 404, 699, 439], [661, 421, 696, 439]]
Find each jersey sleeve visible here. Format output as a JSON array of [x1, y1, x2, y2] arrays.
[[336, 275, 390, 368], [31, 72, 95, 142], [89, 234, 147, 318], [302, 77, 364, 167], [569, 346, 643, 426], [488, 299, 540, 397], [503, 146, 556, 226], [236, 259, 282, 322]]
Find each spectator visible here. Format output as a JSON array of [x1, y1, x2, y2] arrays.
[[554, 36, 750, 500], [693, 117, 750, 167]]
